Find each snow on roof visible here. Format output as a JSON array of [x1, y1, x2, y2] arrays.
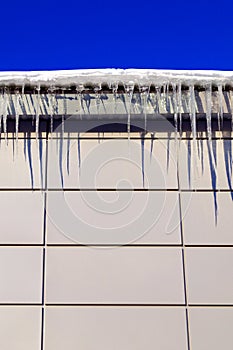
[[0, 69, 233, 87]]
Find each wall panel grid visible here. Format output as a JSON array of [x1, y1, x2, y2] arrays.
[[0, 132, 232, 350]]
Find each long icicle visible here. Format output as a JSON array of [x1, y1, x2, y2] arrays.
[[178, 82, 182, 136], [139, 84, 150, 132], [62, 89, 67, 136], [172, 83, 179, 174], [35, 85, 40, 139], [94, 83, 101, 115], [124, 82, 134, 142], [48, 86, 55, 135], [205, 84, 212, 142], [0, 89, 3, 135], [3, 88, 8, 142], [15, 89, 20, 146], [172, 83, 178, 137], [217, 83, 223, 130], [189, 84, 198, 183], [110, 82, 118, 114], [76, 84, 84, 118]]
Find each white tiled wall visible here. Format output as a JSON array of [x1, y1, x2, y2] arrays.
[[1, 133, 233, 350], [46, 247, 184, 304], [0, 307, 41, 350], [0, 247, 43, 303], [44, 307, 188, 350]]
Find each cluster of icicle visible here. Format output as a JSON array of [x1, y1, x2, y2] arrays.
[[0, 80, 232, 140], [0, 69, 233, 224]]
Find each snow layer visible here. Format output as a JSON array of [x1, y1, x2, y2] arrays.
[[1, 69, 233, 86]]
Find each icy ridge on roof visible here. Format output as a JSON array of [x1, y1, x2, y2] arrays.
[[0, 69, 233, 86]]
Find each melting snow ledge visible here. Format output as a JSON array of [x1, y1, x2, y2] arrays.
[[1, 69, 233, 86]]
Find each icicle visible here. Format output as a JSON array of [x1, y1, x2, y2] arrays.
[[172, 83, 178, 137], [0, 89, 3, 134], [162, 84, 167, 112], [110, 82, 118, 114], [58, 90, 66, 181], [205, 84, 212, 141], [20, 85, 25, 114], [166, 84, 170, 111], [140, 132, 145, 187], [189, 84, 198, 180], [35, 85, 40, 139], [15, 89, 20, 144], [94, 84, 102, 115], [62, 89, 67, 136], [48, 86, 56, 135], [205, 84, 217, 179], [178, 83, 182, 136], [189, 85, 197, 141], [3, 88, 8, 141], [124, 82, 134, 141], [139, 85, 150, 132], [76, 84, 84, 118], [155, 86, 161, 114], [217, 84, 223, 130]]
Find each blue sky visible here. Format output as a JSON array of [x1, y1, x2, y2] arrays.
[[1, 0, 232, 71]]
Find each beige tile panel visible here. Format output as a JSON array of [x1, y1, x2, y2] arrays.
[[186, 247, 233, 304], [179, 139, 233, 190], [47, 138, 178, 189], [181, 192, 233, 245], [44, 306, 188, 350], [0, 139, 46, 188], [46, 247, 184, 304], [46, 191, 181, 245], [0, 247, 43, 303], [189, 307, 233, 350], [0, 307, 41, 350], [0, 191, 44, 244]]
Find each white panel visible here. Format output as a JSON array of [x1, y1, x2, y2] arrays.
[[0, 192, 44, 244], [0, 307, 41, 350], [47, 138, 177, 189], [46, 191, 181, 245], [216, 138, 233, 190], [0, 139, 46, 189], [45, 307, 188, 350], [46, 247, 184, 304], [189, 307, 233, 350], [181, 192, 233, 245], [0, 247, 42, 303], [178, 139, 233, 190], [186, 248, 233, 304]]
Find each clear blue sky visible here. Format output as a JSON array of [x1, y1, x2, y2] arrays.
[[1, 0, 232, 71]]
